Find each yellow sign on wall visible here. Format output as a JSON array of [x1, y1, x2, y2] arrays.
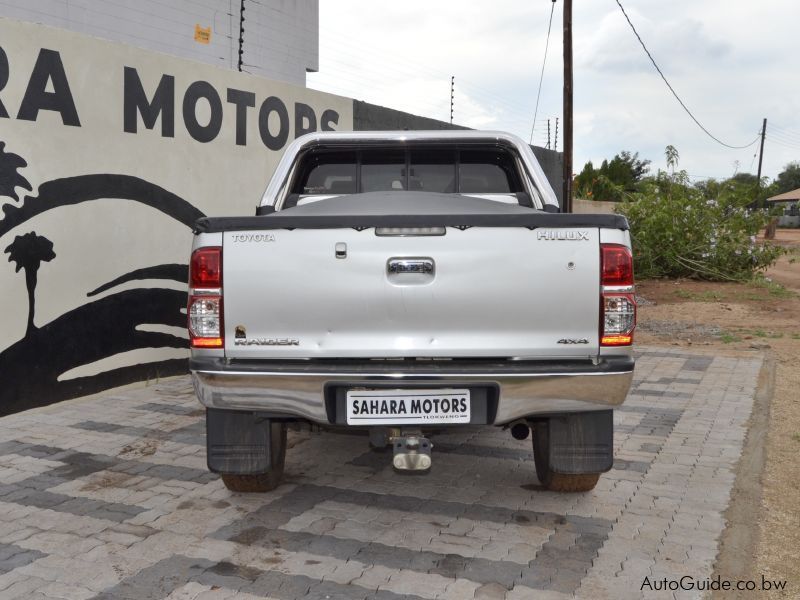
[[194, 24, 211, 44]]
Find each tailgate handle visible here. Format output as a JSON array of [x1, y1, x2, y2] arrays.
[[387, 258, 434, 275]]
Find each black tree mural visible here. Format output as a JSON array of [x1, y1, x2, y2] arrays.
[[0, 142, 32, 201], [0, 140, 206, 415], [4, 231, 56, 335]]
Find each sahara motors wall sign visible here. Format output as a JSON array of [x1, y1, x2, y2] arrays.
[[0, 46, 341, 149]]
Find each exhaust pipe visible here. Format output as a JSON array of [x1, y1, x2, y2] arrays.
[[511, 422, 530, 440]]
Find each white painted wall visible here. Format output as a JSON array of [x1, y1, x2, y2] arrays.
[[0, 17, 350, 403], [0, 0, 318, 86]]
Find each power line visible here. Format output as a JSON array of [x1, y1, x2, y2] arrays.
[[309, 28, 534, 115], [768, 128, 800, 145], [769, 123, 800, 139], [769, 132, 800, 148], [766, 137, 800, 151], [767, 126, 800, 145], [313, 49, 535, 119], [614, 0, 760, 150], [529, 0, 557, 144]]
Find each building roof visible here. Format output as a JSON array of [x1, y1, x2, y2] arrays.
[[767, 187, 800, 202]]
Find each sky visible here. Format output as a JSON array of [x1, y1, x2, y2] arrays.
[[307, 0, 800, 183]]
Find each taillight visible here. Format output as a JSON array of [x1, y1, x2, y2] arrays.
[[190, 247, 221, 287], [188, 246, 223, 348], [601, 244, 633, 286], [600, 244, 635, 346]]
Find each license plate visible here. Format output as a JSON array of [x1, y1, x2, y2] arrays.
[[346, 388, 471, 425]]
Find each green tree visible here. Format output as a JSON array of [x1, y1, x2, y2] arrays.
[[4, 232, 56, 335], [606, 151, 650, 189], [729, 172, 759, 186], [574, 150, 650, 201], [665, 145, 680, 175], [774, 162, 800, 194], [693, 177, 722, 199], [574, 161, 596, 198]]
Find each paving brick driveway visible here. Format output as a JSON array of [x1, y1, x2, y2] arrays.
[[0, 347, 762, 599]]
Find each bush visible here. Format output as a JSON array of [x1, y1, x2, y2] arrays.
[[616, 171, 784, 281]]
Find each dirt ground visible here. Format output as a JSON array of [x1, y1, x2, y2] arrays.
[[635, 228, 800, 593]]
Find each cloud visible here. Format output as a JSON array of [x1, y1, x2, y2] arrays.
[[310, 0, 800, 180], [578, 11, 730, 75]]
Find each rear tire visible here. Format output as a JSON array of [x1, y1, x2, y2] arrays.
[[220, 422, 287, 493], [532, 420, 600, 492]]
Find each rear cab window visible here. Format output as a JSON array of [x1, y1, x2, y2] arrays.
[[296, 150, 357, 195], [287, 144, 532, 207]]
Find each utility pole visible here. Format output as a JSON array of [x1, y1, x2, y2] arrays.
[[756, 118, 767, 199], [756, 118, 777, 239], [450, 76, 455, 124], [562, 0, 573, 212]]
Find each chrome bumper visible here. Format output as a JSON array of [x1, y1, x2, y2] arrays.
[[190, 356, 634, 425]]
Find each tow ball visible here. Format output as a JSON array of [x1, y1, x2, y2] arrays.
[[392, 430, 432, 472]]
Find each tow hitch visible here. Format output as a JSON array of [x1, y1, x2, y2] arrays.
[[368, 427, 433, 471], [392, 430, 432, 471]]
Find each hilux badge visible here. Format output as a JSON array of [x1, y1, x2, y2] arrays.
[[537, 230, 590, 241]]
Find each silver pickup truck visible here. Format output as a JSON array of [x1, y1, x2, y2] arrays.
[[189, 130, 635, 493]]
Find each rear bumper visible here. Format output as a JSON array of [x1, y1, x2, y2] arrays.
[[190, 356, 634, 425]]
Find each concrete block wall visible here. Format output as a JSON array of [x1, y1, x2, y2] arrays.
[[531, 146, 564, 209], [0, 0, 318, 86]]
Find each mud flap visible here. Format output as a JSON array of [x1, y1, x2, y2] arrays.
[[206, 408, 273, 474], [548, 410, 614, 474]]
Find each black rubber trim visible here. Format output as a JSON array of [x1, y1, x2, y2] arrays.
[[201, 193, 623, 231], [189, 356, 634, 377], [195, 212, 627, 233], [255, 205, 275, 216], [514, 192, 533, 208]]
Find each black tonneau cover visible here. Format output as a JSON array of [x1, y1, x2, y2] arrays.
[[194, 192, 629, 233]]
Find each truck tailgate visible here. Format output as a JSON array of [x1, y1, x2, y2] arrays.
[[222, 226, 601, 359]]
